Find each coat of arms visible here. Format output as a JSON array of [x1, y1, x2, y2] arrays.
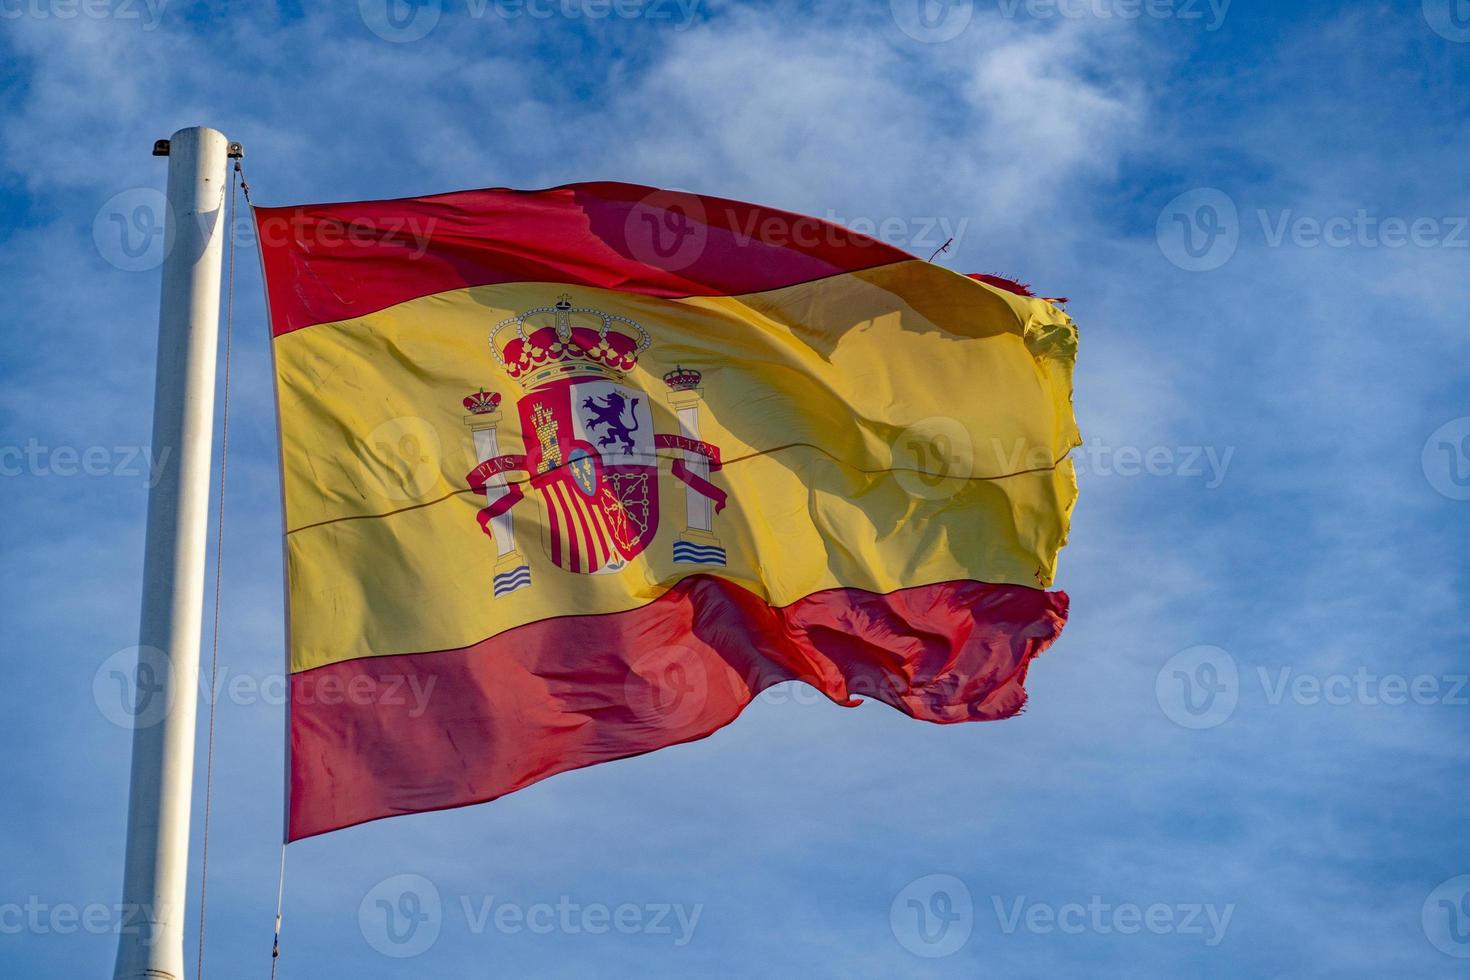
[[463, 296, 726, 598]]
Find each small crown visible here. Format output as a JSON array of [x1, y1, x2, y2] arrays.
[[662, 365, 702, 391], [491, 296, 651, 389], [462, 388, 501, 415]]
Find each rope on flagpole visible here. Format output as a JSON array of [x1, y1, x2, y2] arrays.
[[270, 843, 287, 979], [237, 159, 253, 205], [234, 153, 288, 980], [194, 154, 243, 980]]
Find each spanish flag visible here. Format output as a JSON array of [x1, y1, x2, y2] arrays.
[[256, 183, 1079, 841]]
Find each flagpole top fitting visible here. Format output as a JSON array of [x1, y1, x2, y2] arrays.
[[152, 138, 243, 158]]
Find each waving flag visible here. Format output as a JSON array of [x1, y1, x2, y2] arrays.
[[256, 182, 1079, 840]]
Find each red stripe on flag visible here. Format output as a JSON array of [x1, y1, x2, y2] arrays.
[[570, 491, 601, 573], [551, 483, 581, 574], [254, 182, 914, 335], [560, 483, 587, 573], [544, 485, 563, 568], [287, 576, 1069, 840], [563, 484, 588, 574]]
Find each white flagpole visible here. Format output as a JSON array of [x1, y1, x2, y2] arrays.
[[114, 125, 233, 980]]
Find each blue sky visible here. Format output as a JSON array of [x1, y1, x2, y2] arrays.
[[2, 0, 1469, 976]]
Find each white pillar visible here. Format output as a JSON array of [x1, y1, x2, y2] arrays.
[[114, 126, 230, 980]]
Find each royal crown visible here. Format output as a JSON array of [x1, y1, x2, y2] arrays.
[[492, 295, 651, 388], [662, 365, 702, 391], [462, 388, 502, 415]]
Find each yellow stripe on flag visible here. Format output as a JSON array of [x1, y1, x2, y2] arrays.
[[273, 262, 1078, 672]]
